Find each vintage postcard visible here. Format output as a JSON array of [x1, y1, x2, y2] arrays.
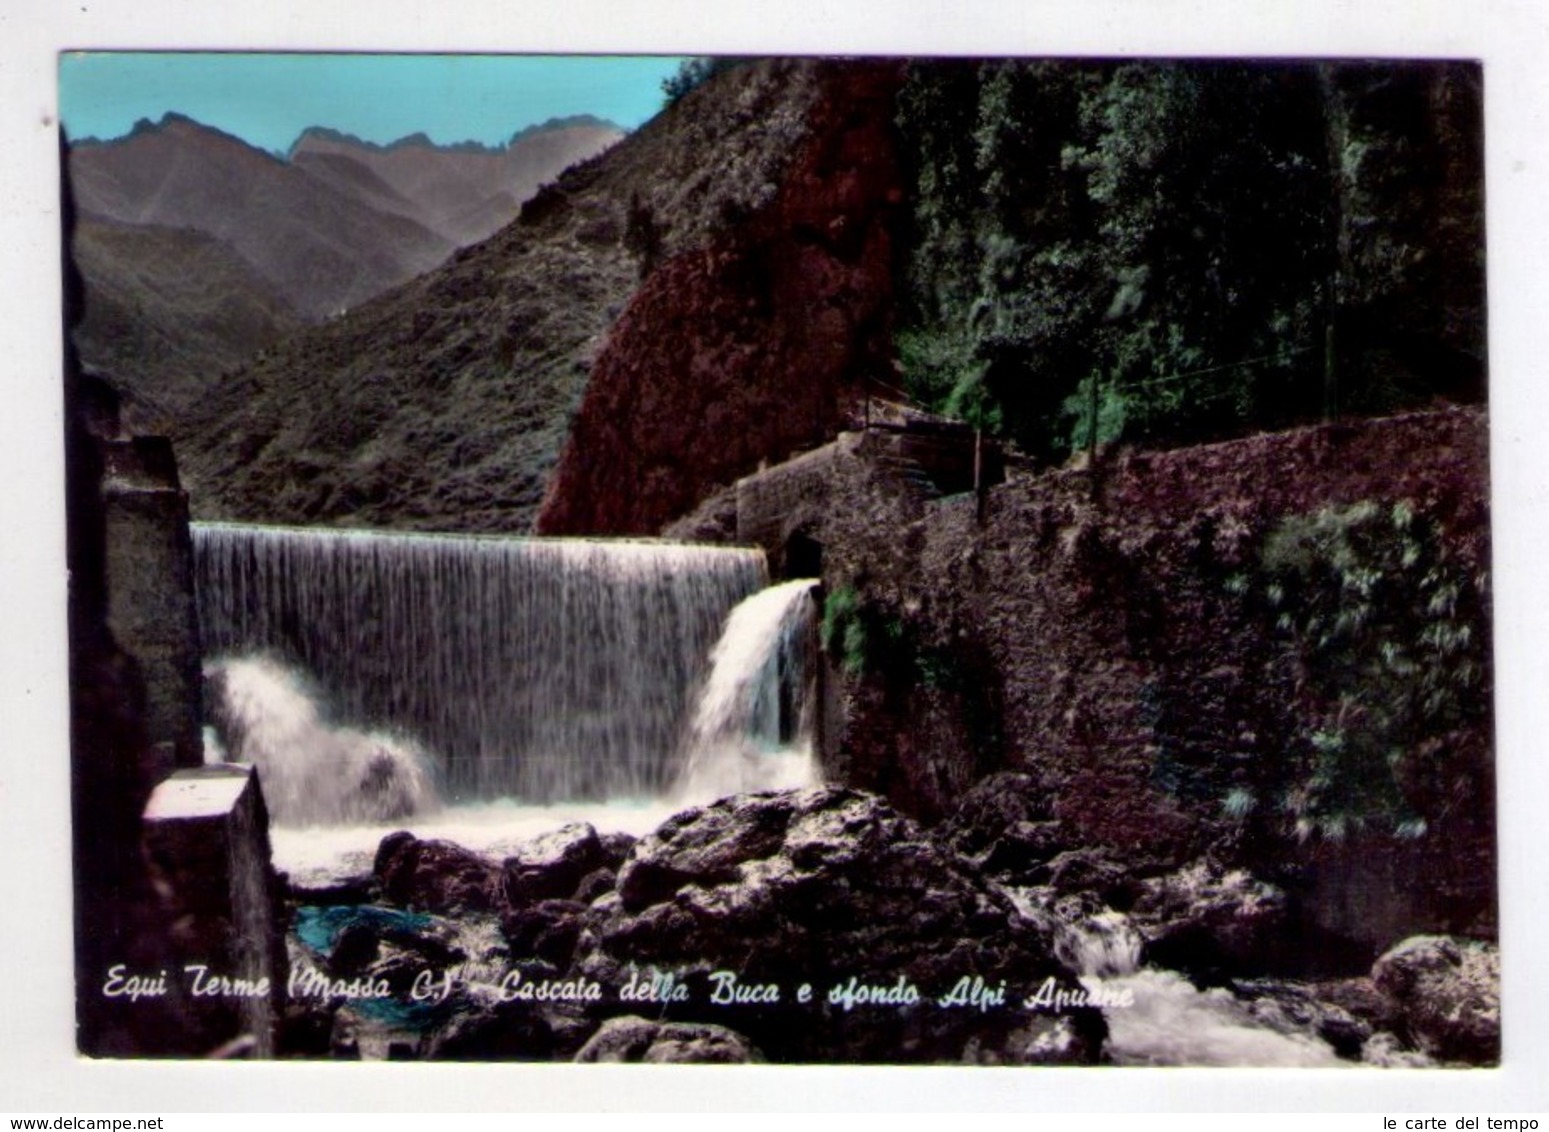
[[56, 49, 1500, 1076]]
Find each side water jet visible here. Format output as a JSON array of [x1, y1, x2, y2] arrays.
[[193, 523, 766, 804], [673, 578, 821, 805]]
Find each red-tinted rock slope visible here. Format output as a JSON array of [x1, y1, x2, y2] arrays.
[[536, 62, 904, 536]]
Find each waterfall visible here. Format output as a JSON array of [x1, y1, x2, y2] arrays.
[[673, 578, 821, 804], [193, 523, 766, 805]]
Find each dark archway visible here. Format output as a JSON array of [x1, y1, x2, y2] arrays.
[[784, 530, 824, 579]]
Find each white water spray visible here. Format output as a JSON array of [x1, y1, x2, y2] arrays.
[[206, 655, 438, 828], [674, 579, 821, 804]]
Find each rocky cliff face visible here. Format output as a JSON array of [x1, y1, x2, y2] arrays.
[[535, 61, 903, 536]]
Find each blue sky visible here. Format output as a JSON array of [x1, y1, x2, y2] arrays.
[[59, 53, 688, 154]]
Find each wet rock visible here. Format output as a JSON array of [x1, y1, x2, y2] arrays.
[[962, 1015, 1109, 1067], [294, 902, 464, 971], [1317, 1009, 1374, 1060], [576, 787, 1105, 1064], [597, 831, 639, 871], [614, 799, 791, 912], [574, 1015, 762, 1063], [1130, 859, 1289, 977], [1371, 935, 1499, 1064], [501, 899, 589, 969], [301, 910, 467, 1009], [327, 922, 382, 975], [502, 822, 606, 906], [374, 832, 503, 915], [423, 1002, 556, 1061], [574, 866, 618, 905], [939, 772, 1073, 885], [1306, 974, 1402, 1035], [1361, 1030, 1436, 1067], [1230, 978, 1372, 1061], [287, 874, 380, 906], [1046, 848, 1141, 908]]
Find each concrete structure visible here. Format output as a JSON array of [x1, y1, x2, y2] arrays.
[[142, 765, 287, 1057], [84, 380, 204, 774], [734, 422, 1004, 578]]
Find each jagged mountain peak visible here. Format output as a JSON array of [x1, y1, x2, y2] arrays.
[[73, 110, 288, 163], [289, 125, 501, 158], [288, 115, 626, 161]]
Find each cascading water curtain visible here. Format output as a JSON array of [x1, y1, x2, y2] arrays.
[[193, 523, 767, 803], [673, 578, 821, 804]]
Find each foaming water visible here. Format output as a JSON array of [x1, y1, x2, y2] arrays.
[[193, 523, 765, 802], [1102, 970, 1344, 1067], [207, 655, 437, 827], [673, 578, 820, 804], [1041, 897, 1345, 1068], [270, 797, 680, 889], [1052, 907, 1143, 979]]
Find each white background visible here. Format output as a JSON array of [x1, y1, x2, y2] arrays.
[[2, 0, 1546, 1112]]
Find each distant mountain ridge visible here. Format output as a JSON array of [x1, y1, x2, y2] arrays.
[[288, 116, 624, 246], [65, 109, 624, 433], [69, 112, 454, 320], [288, 114, 620, 156], [71, 110, 272, 153]]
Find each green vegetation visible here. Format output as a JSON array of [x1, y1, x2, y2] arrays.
[[820, 584, 869, 676], [1238, 499, 1490, 839], [821, 586, 966, 691], [820, 583, 1003, 759], [661, 58, 751, 105], [893, 60, 1484, 464]]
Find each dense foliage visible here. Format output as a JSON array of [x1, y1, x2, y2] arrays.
[[1230, 499, 1491, 839], [894, 61, 1484, 464]]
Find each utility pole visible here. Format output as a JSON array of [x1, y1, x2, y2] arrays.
[[1318, 63, 1347, 425]]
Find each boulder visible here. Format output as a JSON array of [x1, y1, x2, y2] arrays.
[[501, 899, 590, 969], [422, 1002, 556, 1061], [574, 1015, 762, 1063], [574, 867, 619, 905], [1046, 848, 1142, 908], [374, 832, 504, 915], [598, 830, 640, 871], [1130, 859, 1289, 977], [1371, 935, 1499, 1064], [939, 772, 1070, 884], [574, 787, 1105, 1064], [1229, 978, 1373, 1060], [502, 822, 607, 906]]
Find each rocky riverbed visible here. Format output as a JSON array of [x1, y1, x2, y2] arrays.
[[270, 785, 1499, 1066]]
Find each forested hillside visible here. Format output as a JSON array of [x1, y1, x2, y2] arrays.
[[893, 61, 1483, 464]]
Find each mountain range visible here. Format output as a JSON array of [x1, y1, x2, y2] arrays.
[[65, 111, 622, 432]]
